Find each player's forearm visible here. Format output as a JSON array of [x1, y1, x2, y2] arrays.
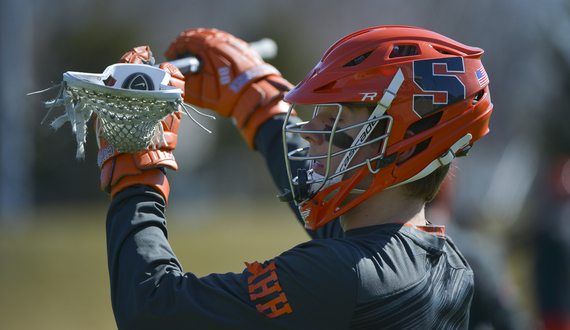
[[106, 185, 184, 329], [255, 114, 306, 196], [104, 185, 304, 329], [255, 114, 344, 240]]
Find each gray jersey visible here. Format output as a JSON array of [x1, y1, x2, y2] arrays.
[[107, 186, 473, 329], [105, 115, 473, 329]]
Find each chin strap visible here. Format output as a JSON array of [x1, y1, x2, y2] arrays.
[[389, 133, 472, 189]]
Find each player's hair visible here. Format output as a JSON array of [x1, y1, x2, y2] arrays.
[[406, 163, 450, 202]]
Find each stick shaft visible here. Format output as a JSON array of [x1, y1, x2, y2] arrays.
[[161, 38, 277, 74]]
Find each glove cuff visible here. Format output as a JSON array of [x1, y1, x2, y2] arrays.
[[232, 76, 296, 149], [100, 151, 177, 204], [110, 168, 170, 202]]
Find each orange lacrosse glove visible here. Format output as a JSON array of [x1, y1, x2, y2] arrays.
[[97, 46, 184, 203], [164, 28, 295, 149], [119, 45, 155, 65]]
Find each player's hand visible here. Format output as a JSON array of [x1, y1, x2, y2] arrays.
[[96, 111, 181, 202], [96, 46, 184, 203], [164, 28, 296, 148], [118, 45, 155, 65], [164, 28, 269, 115]]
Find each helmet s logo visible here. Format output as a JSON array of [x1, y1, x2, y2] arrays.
[[412, 57, 466, 118], [122, 73, 155, 91], [359, 92, 378, 101]]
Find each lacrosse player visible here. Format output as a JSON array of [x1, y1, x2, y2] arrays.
[[99, 26, 493, 329]]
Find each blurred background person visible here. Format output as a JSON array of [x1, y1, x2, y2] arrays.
[[532, 155, 570, 330]]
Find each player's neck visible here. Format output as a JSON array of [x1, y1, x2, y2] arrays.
[[339, 187, 426, 231]]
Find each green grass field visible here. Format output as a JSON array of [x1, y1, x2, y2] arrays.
[[0, 199, 309, 330]]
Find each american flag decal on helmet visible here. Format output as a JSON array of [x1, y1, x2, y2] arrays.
[[476, 66, 489, 87]]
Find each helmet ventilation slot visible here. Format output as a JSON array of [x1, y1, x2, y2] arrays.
[[314, 81, 337, 92], [389, 45, 418, 58], [472, 90, 485, 105], [396, 112, 443, 164], [344, 51, 373, 67], [435, 48, 454, 55]]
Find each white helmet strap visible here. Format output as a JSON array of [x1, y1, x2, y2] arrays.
[[388, 133, 472, 189], [335, 69, 405, 174]]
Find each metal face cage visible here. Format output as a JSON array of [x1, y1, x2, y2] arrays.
[[281, 103, 393, 206]]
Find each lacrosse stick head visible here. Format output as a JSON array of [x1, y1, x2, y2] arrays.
[[66, 63, 183, 154], [38, 63, 184, 157]]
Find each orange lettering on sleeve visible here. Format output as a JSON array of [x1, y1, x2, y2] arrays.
[[249, 271, 279, 299], [255, 292, 293, 318], [245, 261, 292, 318]]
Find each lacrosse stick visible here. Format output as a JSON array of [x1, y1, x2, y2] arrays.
[[29, 63, 211, 158], [165, 38, 277, 74], [30, 38, 278, 158]]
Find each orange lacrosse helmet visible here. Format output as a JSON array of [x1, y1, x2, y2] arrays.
[[281, 26, 493, 229]]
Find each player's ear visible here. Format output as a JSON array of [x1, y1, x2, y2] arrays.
[[396, 130, 416, 165]]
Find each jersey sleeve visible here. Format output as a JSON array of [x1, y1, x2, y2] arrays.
[[254, 114, 344, 240], [106, 185, 356, 330]]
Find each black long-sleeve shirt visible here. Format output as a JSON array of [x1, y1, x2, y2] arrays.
[[106, 115, 474, 329]]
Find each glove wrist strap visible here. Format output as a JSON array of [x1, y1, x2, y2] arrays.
[[232, 77, 296, 149], [110, 168, 170, 203]]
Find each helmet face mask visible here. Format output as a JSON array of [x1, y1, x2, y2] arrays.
[[283, 103, 393, 205], [281, 26, 493, 230]]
